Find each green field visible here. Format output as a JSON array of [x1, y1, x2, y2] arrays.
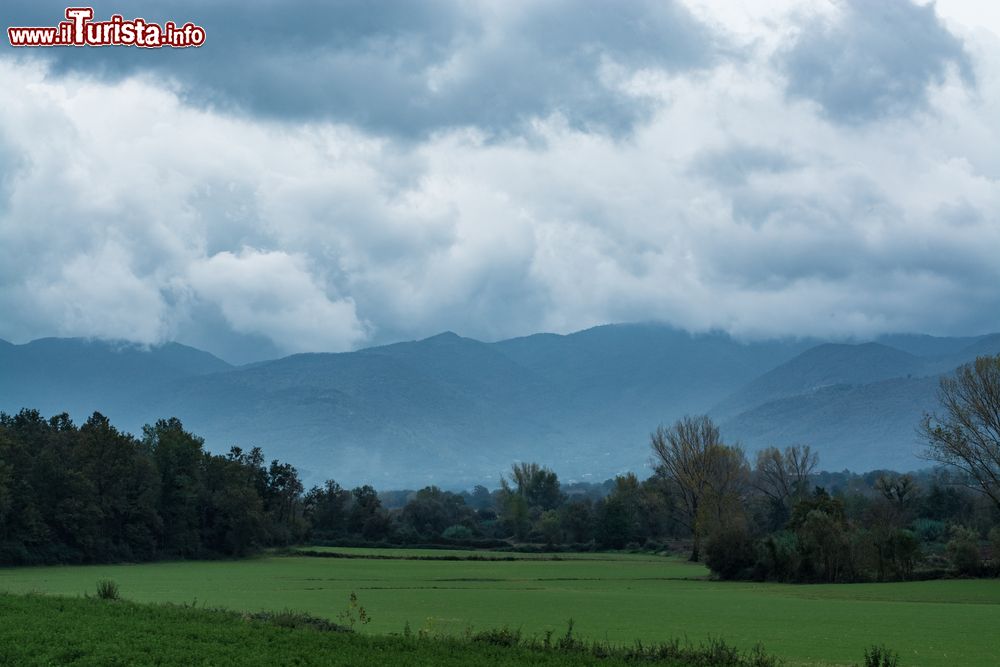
[[1, 594, 764, 667], [2, 550, 998, 666]]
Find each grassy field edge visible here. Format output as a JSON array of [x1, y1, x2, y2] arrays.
[[0, 592, 784, 667]]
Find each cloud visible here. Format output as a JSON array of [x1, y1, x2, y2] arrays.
[[1, 3, 999, 360], [187, 249, 366, 354], [25, 241, 170, 343], [2, 0, 723, 137], [690, 144, 798, 187], [780, 0, 973, 123]]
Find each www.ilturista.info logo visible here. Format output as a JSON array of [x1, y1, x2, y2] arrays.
[[8, 7, 206, 48]]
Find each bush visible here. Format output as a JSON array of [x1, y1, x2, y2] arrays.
[[861, 644, 899, 667], [755, 531, 800, 582], [246, 609, 351, 633], [704, 525, 756, 580], [469, 626, 522, 647], [95, 579, 120, 601], [946, 527, 981, 575], [911, 518, 947, 543]]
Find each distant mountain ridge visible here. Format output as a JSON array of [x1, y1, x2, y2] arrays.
[[0, 337, 231, 429], [711, 342, 928, 419], [1, 326, 998, 486]]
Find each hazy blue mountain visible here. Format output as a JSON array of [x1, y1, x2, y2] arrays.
[[874, 333, 980, 358], [124, 325, 811, 486], [2, 325, 998, 487], [714, 334, 1000, 473], [722, 376, 941, 472], [130, 334, 555, 486], [712, 343, 928, 418], [0, 338, 231, 428], [495, 324, 814, 427], [948, 333, 1000, 362]]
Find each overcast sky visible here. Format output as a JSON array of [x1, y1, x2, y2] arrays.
[[1, 1, 998, 363]]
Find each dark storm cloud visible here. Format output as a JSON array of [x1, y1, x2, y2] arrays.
[[780, 0, 973, 124], [2, 0, 721, 137]]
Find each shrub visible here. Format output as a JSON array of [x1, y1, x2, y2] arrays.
[[336, 592, 371, 629], [946, 527, 981, 575], [246, 609, 352, 633], [469, 626, 522, 647], [861, 644, 899, 667], [911, 518, 947, 543], [95, 579, 120, 601], [705, 526, 756, 580], [755, 531, 800, 581]]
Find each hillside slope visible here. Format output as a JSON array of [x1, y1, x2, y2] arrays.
[[712, 342, 928, 418]]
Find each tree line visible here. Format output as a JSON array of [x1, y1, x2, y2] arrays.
[[3, 355, 999, 577], [655, 354, 1000, 582], [0, 410, 307, 564]]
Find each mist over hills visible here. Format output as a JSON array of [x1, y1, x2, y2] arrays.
[[1, 325, 998, 487]]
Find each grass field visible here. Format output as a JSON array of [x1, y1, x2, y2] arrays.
[[2, 549, 998, 666], [1, 594, 776, 667]]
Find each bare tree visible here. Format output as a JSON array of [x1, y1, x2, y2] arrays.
[[754, 444, 818, 506], [650, 415, 749, 561], [921, 355, 1000, 512]]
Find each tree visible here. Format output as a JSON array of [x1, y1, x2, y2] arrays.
[[400, 486, 473, 540], [754, 445, 818, 506], [304, 480, 352, 536], [349, 485, 386, 539], [501, 463, 563, 511], [868, 474, 921, 580], [753, 445, 818, 531], [144, 418, 206, 557], [558, 499, 594, 544], [921, 355, 1000, 512], [650, 415, 749, 561]]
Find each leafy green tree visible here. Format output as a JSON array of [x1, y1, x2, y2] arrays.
[[596, 496, 631, 549], [501, 463, 563, 511], [558, 499, 594, 544], [465, 485, 494, 511], [400, 486, 473, 540], [304, 480, 352, 536], [201, 455, 266, 556], [349, 485, 388, 540], [537, 510, 562, 547], [144, 418, 205, 557], [265, 460, 306, 541], [500, 492, 530, 541]]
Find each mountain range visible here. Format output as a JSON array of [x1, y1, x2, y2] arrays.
[[2, 324, 998, 487]]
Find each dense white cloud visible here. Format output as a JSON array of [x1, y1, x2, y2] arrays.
[[187, 249, 366, 354], [0, 1, 998, 361]]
